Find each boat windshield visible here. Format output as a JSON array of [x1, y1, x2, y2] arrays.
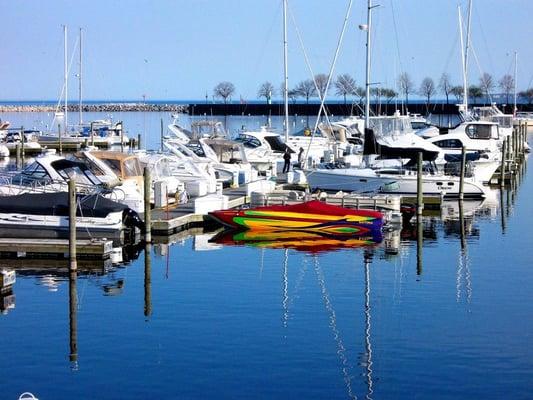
[[370, 116, 413, 138], [185, 142, 206, 157], [235, 134, 262, 149], [51, 159, 101, 185], [11, 162, 52, 186], [264, 135, 287, 152], [122, 158, 142, 177]]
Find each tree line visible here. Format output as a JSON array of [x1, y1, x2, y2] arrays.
[[212, 72, 533, 108]]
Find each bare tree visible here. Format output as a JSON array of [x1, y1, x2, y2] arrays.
[[499, 74, 515, 104], [213, 81, 236, 104], [479, 72, 494, 105], [335, 73, 356, 104], [294, 79, 317, 104], [397, 72, 414, 108], [419, 77, 436, 113], [519, 88, 533, 105], [469, 85, 483, 104], [439, 73, 452, 105], [383, 88, 397, 104], [314, 73, 329, 99], [354, 86, 366, 105], [288, 89, 298, 104], [450, 86, 464, 102], [370, 87, 384, 114], [258, 81, 276, 104]]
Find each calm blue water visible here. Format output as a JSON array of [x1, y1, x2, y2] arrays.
[[0, 114, 532, 399]]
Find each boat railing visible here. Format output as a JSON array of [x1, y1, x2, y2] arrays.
[[0, 173, 110, 197]]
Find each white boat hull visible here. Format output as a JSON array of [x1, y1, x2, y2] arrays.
[[306, 168, 486, 198]]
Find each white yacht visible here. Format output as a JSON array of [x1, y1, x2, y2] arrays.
[[305, 115, 487, 199], [425, 120, 502, 184]]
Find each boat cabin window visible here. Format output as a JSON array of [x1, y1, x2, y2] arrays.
[[235, 134, 261, 149], [264, 135, 287, 152], [433, 139, 463, 148], [101, 159, 122, 176], [465, 124, 492, 140]]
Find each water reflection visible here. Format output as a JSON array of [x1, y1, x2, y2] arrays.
[[210, 229, 383, 253]]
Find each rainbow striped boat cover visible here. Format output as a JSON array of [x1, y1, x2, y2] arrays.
[[208, 200, 383, 235]]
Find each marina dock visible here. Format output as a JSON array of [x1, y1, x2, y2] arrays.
[[0, 237, 113, 259]]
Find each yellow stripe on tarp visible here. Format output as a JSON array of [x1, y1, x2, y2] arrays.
[[245, 210, 375, 222]]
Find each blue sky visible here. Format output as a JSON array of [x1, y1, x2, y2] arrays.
[[1, 0, 532, 101]]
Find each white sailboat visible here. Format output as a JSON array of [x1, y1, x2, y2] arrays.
[[304, 0, 487, 199]]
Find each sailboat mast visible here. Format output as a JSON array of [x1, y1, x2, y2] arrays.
[[64, 25, 68, 131], [464, 0, 473, 111], [458, 7, 468, 110], [79, 27, 83, 125], [364, 0, 372, 130], [513, 51, 518, 116], [283, 0, 289, 141]]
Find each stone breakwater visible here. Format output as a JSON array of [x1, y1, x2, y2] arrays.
[[0, 103, 188, 113]]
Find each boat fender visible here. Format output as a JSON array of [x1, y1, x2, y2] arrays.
[[123, 208, 146, 233], [103, 179, 122, 190]]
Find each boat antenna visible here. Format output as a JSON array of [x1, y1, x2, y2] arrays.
[[283, 0, 289, 142]]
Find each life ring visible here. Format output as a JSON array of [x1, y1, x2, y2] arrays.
[[304, 128, 311, 136]]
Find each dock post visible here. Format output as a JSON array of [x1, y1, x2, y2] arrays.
[[83, 138, 88, 149], [90, 122, 95, 146], [459, 146, 466, 201], [68, 179, 77, 272], [58, 124, 63, 155], [20, 126, 25, 161], [500, 138, 506, 187], [137, 133, 142, 150], [15, 143, 21, 169], [144, 242, 152, 317], [144, 167, 151, 243], [120, 124, 124, 153], [160, 118, 164, 152], [416, 151, 423, 216]]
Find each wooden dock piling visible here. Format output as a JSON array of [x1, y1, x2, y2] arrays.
[[500, 139, 506, 187], [144, 167, 152, 243], [160, 118, 164, 152], [417, 151, 423, 215], [69, 179, 77, 272], [20, 126, 25, 161], [15, 143, 21, 168], [459, 146, 466, 201], [137, 133, 142, 150], [59, 124, 63, 155]]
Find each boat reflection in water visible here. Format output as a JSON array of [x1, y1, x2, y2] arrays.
[[210, 228, 383, 253]]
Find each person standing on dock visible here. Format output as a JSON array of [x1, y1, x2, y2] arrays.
[[283, 147, 291, 173], [297, 147, 304, 168]]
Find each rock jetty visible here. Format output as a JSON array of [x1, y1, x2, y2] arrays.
[[0, 103, 188, 113]]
